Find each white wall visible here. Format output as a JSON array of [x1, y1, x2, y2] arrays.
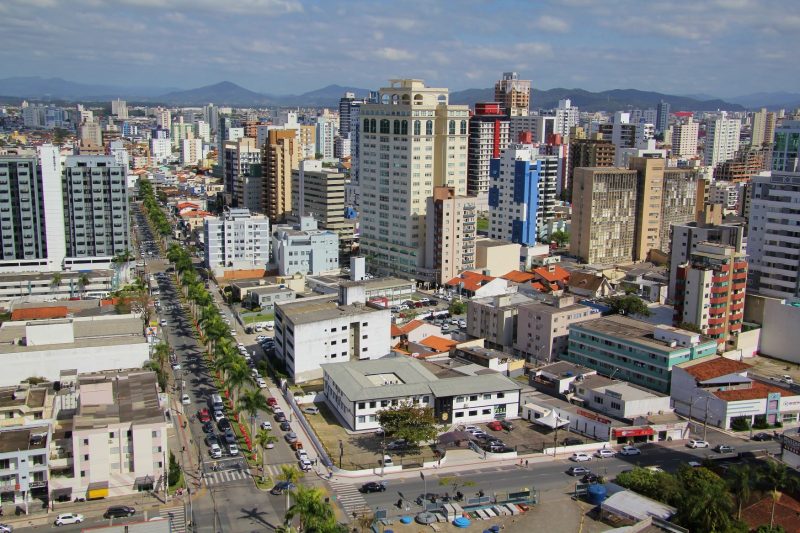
[[452, 390, 520, 424], [760, 300, 800, 364]]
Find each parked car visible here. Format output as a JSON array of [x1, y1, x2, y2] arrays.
[[260, 421, 272, 431], [257, 377, 267, 389], [266, 397, 278, 407], [104, 506, 136, 519], [374, 427, 385, 437], [752, 432, 772, 441], [500, 420, 514, 431], [275, 413, 287, 423], [296, 449, 309, 461], [562, 437, 583, 446], [581, 473, 600, 484], [209, 443, 223, 459], [487, 421, 503, 431], [715, 444, 735, 453], [298, 458, 312, 471], [280, 421, 292, 431], [55, 513, 85, 526], [201, 421, 214, 434], [197, 409, 211, 423], [223, 428, 236, 444], [386, 439, 410, 451], [270, 481, 295, 495], [360, 481, 387, 493], [0, 524, 12, 533], [687, 439, 709, 449], [218, 418, 231, 431], [595, 448, 616, 459], [213, 410, 225, 423], [285, 432, 298, 443], [272, 405, 284, 415], [205, 434, 219, 447], [228, 443, 239, 455], [181, 394, 190, 405], [619, 445, 642, 456], [567, 466, 591, 476], [570, 452, 591, 462], [302, 406, 320, 415]]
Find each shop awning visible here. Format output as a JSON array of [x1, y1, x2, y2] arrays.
[[134, 476, 155, 489], [87, 481, 109, 500], [613, 427, 654, 438], [50, 487, 72, 500], [532, 410, 570, 429]]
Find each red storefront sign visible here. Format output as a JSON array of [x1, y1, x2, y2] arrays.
[[613, 427, 654, 438], [577, 409, 611, 424]]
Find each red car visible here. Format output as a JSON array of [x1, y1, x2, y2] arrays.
[[487, 421, 503, 431], [267, 397, 278, 407], [197, 408, 211, 423]]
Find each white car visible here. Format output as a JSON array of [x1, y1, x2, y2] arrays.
[[230, 329, 237, 336], [257, 377, 267, 389], [464, 425, 480, 434], [595, 448, 616, 459], [209, 443, 222, 458], [213, 410, 225, 422], [228, 443, 239, 455], [296, 449, 309, 461], [260, 421, 272, 430], [172, 362, 182, 370], [298, 458, 312, 471], [570, 452, 591, 462], [181, 394, 190, 405], [619, 445, 642, 456], [272, 405, 283, 415], [160, 319, 168, 327], [55, 513, 85, 526], [687, 439, 709, 449], [256, 335, 268, 342]]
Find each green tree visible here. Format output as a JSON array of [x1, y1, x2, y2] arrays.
[[77, 273, 90, 298], [754, 526, 787, 533], [255, 429, 278, 483], [280, 464, 304, 511], [615, 467, 682, 506], [223, 358, 255, 406], [167, 451, 181, 486], [604, 294, 652, 317], [756, 461, 800, 529], [377, 404, 438, 447], [285, 485, 340, 532], [727, 465, 754, 520], [438, 476, 476, 496], [239, 388, 269, 441], [549, 229, 570, 247], [50, 272, 63, 289], [677, 322, 702, 334], [674, 466, 736, 533], [52, 127, 68, 145], [448, 300, 466, 316]]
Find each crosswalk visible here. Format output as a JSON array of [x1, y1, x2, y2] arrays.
[[328, 479, 370, 516], [204, 467, 251, 486], [159, 505, 187, 533]]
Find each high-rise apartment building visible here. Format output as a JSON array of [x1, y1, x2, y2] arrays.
[[316, 115, 335, 160], [155, 107, 171, 131], [568, 135, 616, 186], [658, 166, 700, 254], [338, 92, 357, 138], [488, 144, 558, 245], [204, 104, 218, 134], [62, 156, 130, 264], [751, 108, 777, 147], [425, 186, 476, 285], [203, 208, 270, 272], [570, 167, 639, 265], [713, 148, 767, 181], [656, 100, 671, 133], [195, 120, 211, 143], [554, 99, 579, 137], [673, 242, 747, 347], [111, 99, 128, 119], [467, 103, 510, 196], [668, 221, 745, 300], [671, 117, 699, 158], [494, 72, 530, 117], [359, 79, 469, 280], [0, 156, 50, 267], [704, 116, 741, 168], [291, 160, 354, 258], [629, 157, 665, 261], [181, 138, 203, 167], [223, 137, 261, 210], [262, 129, 298, 223], [772, 120, 800, 172]]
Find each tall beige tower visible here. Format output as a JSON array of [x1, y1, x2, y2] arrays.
[[494, 72, 531, 117], [629, 157, 665, 261], [359, 80, 469, 280], [262, 129, 298, 223]]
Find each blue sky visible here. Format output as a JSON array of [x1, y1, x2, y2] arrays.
[[1, 0, 796, 97]]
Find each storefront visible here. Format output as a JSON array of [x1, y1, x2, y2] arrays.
[[612, 427, 654, 444]]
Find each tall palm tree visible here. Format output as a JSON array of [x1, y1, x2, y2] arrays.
[[224, 359, 255, 407], [77, 273, 90, 298], [255, 429, 277, 483], [727, 465, 753, 520], [239, 389, 269, 440], [757, 461, 800, 529], [153, 342, 170, 371], [50, 272, 63, 289], [280, 465, 304, 516], [285, 485, 338, 532]]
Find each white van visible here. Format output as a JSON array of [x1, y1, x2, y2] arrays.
[[211, 394, 224, 412]]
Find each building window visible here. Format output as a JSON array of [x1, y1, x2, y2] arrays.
[[369, 401, 376, 408], [401, 120, 408, 135], [468, 410, 477, 416], [497, 392, 505, 399], [482, 409, 491, 415], [426, 120, 433, 135], [460, 120, 467, 135], [363, 118, 370, 133], [152, 430, 159, 438], [469, 395, 478, 401], [380, 119, 390, 134], [456, 396, 464, 403], [80, 470, 86, 478], [414, 120, 421, 136], [449, 120, 456, 135], [358, 402, 366, 409], [370, 119, 376, 133], [455, 412, 464, 418], [84, 454, 89, 461], [357, 416, 365, 424], [393, 120, 400, 135], [83, 439, 89, 445], [483, 394, 492, 400]]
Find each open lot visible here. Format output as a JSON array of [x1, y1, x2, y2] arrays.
[[305, 402, 438, 471], [466, 418, 602, 455]]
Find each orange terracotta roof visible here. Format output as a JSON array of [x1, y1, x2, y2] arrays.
[[176, 202, 199, 209], [532, 265, 570, 283], [742, 493, 800, 532], [390, 324, 403, 337], [11, 306, 69, 321], [445, 271, 495, 292], [714, 382, 789, 402], [501, 270, 536, 283], [419, 335, 458, 353], [683, 357, 751, 381], [399, 319, 424, 334], [530, 281, 548, 292]]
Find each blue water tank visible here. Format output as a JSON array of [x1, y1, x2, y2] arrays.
[[587, 483, 607, 505]]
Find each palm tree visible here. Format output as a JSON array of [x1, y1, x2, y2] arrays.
[[727, 465, 753, 520], [50, 272, 63, 289], [757, 461, 800, 528], [255, 429, 277, 483], [280, 464, 304, 511], [239, 388, 269, 440], [286, 485, 339, 532], [224, 359, 255, 407], [77, 273, 90, 298], [153, 342, 170, 371]]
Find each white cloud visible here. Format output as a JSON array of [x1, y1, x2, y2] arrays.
[[532, 15, 569, 33], [374, 47, 414, 61]]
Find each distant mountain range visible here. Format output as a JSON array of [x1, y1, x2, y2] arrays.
[[2, 76, 794, 110]]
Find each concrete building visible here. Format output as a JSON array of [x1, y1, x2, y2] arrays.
[[111, 99, 127, 119], [272, 216, 339, 276], [273, 286, 391, 383], [245, 286, 295, 311], [203, 208, 270, 273], [751, 108, 776, 147], [316, 115, 336, 160], [554, 99, 579, 137], [475, 239, 521, 276], [323, 356, 522, 430], [748, 171, 800, 300], [262, 129, 299, 223], [756, 298, 800, 364], [572, 373, 672, 421], [48, 370, 169, 499], [772, 120, 800, 172], [570, 167, 638, 265], [713, 148, 768, 181], [673, 242, 747, 347], [222, 137, 261, 210], [467, 102, 510, 196], [0, 425, 50, 506], [424, 186, 476, 285], [514, 295, 598, 363], [671, 355, 800, 429], [0, 270, 114, 304], [0, 315, 148, 387], [568, 135, 616, 186], [63, 156, 130, 269], [291, 160, 354, 258], [562, 315, 718, 393], [181, 138, 204, 167], [466, 292, 534, 351], [668, 221, 745, 301], [494, 72, 530, 117], [671, 117, 699, 158], [359, 79, 469, 280], [704, 116, 741, 168], [656, 100, 670, 134], [488, 144, 558, 246]]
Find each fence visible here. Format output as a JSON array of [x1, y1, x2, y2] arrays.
[[284, 389, 334, 469]]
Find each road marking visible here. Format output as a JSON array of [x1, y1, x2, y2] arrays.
[[205, 468, 251, 486], [160, 505, 186, 533], [328, 479, 370, 516]]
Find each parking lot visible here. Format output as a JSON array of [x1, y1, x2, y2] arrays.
[[465, 418, 602, 456]]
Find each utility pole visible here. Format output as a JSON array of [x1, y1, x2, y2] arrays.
[[703, 396, 710, 442]]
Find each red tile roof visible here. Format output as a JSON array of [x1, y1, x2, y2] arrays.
[[683, 357, 751, 381], [419, 336, 458, 353], [742, 493, 800, 532], [399, 320, 424, 334], [11, 306, 69, 321], [532, 265, 570, 283], [445, 271, 495, 292], [390, 324, 403, 337], [530, 281, 548, 292], [176, 202, 199, 210], [714, 382, 789, 402], [501, 270, 536, 283]]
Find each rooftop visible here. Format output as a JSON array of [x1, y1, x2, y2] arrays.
[[572, 315, 715, 353], [73, 371, 164, 430], [676, 355, 751, 381], [445, 271, 496, 292], [277, 294, 385, 325], [583, 376, 667, 400], [537, 361, 595, 378], [418, 335, 458, 353], [0, 386, 48, 410], [0, 426, 49, 454], [713, 382, 790, 402], [501, 270, 536, 283], [0, 315, 145, 353]]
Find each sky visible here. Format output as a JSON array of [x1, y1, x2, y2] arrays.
[[1, 0, 797, 97]]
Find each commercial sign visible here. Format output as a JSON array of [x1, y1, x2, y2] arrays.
[[612, 427, 654, 438], [577, 409, 611, 425]]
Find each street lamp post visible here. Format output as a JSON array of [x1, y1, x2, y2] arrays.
[[338, 440, 343, 469]]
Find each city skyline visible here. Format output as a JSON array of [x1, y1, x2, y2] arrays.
[[2, 0, 798, 98]]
